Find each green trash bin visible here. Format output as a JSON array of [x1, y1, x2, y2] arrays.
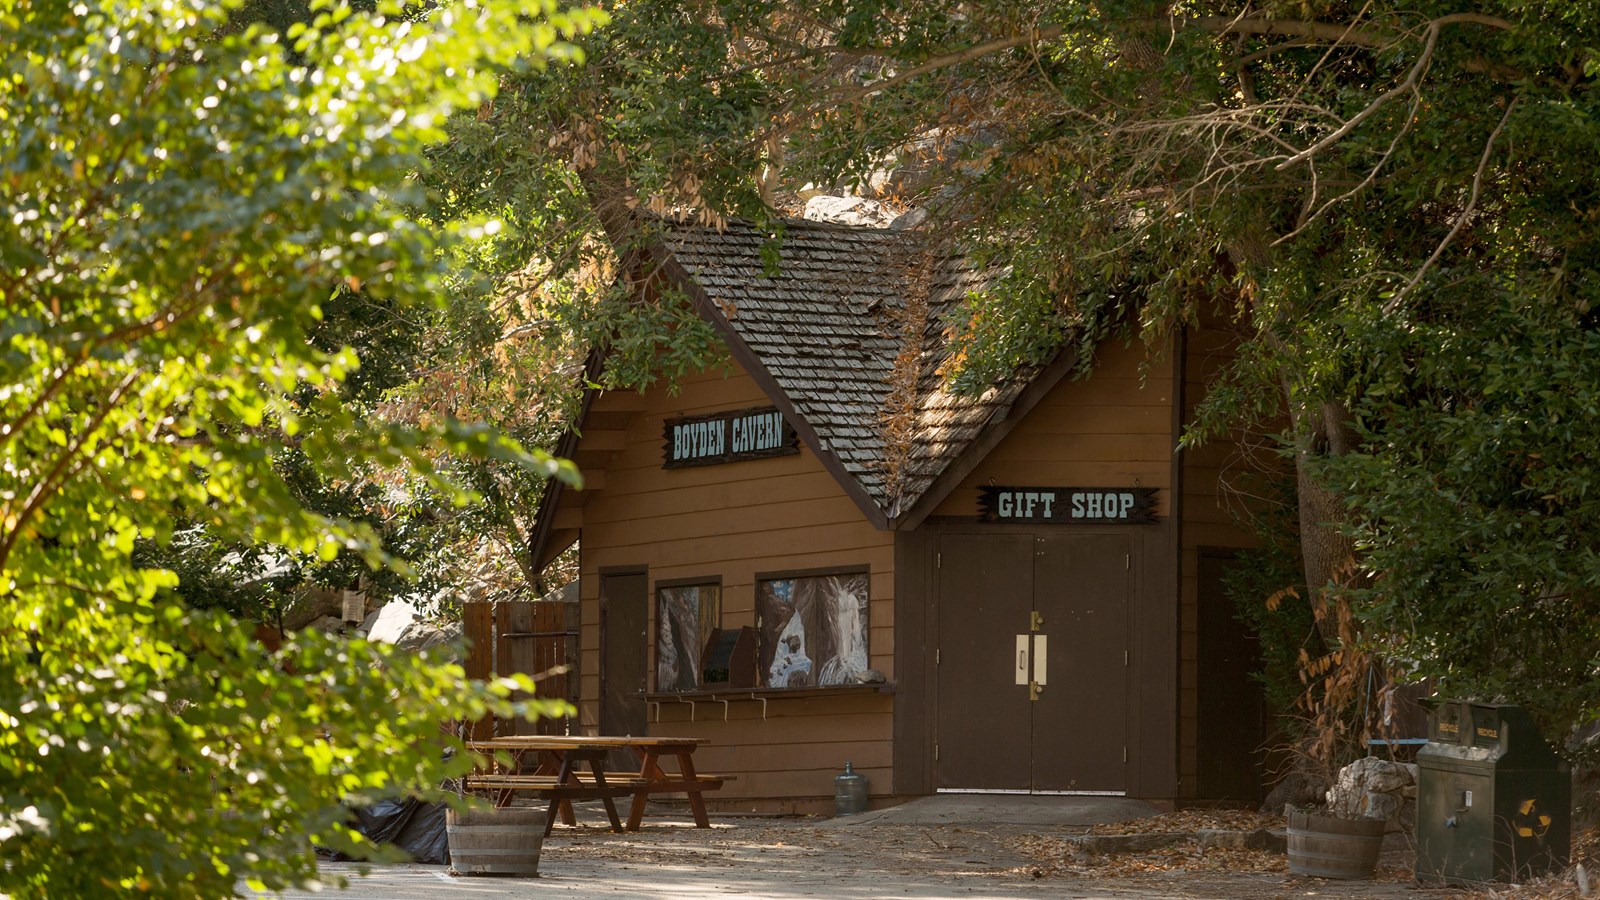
[[1415, 700, 1570, 885]]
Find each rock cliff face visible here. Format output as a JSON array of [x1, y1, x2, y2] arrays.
[[363, 596, 463, 661], [802, 195, 899, 227], [1326, 757, 1419, 832]]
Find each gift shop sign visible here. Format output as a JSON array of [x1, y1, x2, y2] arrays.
[[979, 486, 1158, 525], [662, 406, 800, 469]]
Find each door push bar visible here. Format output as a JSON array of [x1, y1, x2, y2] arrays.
[[1014, 632, 1049, 701]]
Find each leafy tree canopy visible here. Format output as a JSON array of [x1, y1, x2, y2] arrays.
[[0, 0, 598, 895], [460, 0, 1600, 747]]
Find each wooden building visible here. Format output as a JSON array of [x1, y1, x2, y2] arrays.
[[528, 218, 1266, 812]]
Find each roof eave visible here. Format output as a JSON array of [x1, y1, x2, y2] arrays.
[[654, 248, 892, 531], [889, 347, 1080, 531], [527, 348, 607, 575]]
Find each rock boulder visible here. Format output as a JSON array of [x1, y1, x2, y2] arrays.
[[1326, 757, 1418, 833]]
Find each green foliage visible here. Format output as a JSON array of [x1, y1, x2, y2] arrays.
[[496, 0, 1600, 746], [416, 79, 730, 399], [1330, 293, 1600, 747], [1223, 480, 1320, 726], [2, 612, 543, 896], [0, 0, 599, 894], [131, 524, 301, 620], [371, 18, 761, 600]]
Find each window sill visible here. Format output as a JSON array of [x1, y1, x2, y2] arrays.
[[644, 683, 893, 722], [645, 683, 893, 703]]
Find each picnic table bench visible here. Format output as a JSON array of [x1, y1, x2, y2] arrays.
[[465, 735, 729, 835]]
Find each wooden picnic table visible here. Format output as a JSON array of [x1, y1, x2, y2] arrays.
[[464, 735, 725, 835]]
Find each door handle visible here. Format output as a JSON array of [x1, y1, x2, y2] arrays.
[[1017, 634, 1047, 699]]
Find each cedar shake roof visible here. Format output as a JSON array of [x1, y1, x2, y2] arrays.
[[527, 216, 1080, 567], [657, 217, 1046, 520]]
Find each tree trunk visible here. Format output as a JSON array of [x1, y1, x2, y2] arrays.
[[575, 159, 640, 254], [1291, 398, 1362, 638]]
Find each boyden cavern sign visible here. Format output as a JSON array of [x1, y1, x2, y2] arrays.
[[663, 405, 800, 469], [979, 486, 1158, 525]]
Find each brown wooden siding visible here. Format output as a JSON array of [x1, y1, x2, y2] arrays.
[[557, 332, 1251, 805], [929, 341, 1177, 519], [651, 690, 894, 807], [568, 362, 896, 807]]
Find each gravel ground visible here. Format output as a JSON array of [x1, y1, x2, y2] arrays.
[[261, 811, 1467, 900]]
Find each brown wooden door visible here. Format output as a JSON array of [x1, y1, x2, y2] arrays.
[[1196, 551, 1266, 801], [600, 571, 648, 741], [935, 532, 1131, 793], [1031, 533, 1130, 793], [934, 533, 1034, 790]]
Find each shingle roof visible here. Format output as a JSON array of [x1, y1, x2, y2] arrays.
[[659, 217, 1039, 520]]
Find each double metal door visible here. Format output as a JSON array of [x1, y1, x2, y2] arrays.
[[934, 532, 1130, 794]]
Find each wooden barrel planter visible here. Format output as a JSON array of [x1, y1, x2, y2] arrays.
[[1286, 807, 1385, 879], [446, 807, 545, 876]]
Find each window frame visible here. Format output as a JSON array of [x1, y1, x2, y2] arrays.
[[753, 566, 871, 690], [652, 576, 723, 693]]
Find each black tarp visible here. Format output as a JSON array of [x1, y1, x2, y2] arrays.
[[331, 797, 450, 864]]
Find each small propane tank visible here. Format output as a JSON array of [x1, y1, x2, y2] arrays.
[[834, 761, 868, 817]]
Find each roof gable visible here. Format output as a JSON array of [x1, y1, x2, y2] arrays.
[[530, 216, 1073, 569], [658, 217, 1065, 522]]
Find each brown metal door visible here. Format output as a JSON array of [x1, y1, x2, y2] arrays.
[[600, 571, 648, 741], [935, 533, 1034, 790], [1030, 533, 1130, 793]]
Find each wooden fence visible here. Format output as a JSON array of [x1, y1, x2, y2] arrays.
[[462, 600, 579, 739]]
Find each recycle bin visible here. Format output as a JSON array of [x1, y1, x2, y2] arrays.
[[1415, 700, 1569, 884]]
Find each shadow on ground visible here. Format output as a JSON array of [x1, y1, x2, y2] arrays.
[[257, 797, 1454, 899]]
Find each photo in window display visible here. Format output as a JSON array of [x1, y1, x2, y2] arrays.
[[756, 572, 869, 688], [656, 583, 720, 692]]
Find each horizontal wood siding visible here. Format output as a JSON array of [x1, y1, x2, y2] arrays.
[[652, 692, 893, 802], [930, 341, 1176, 518], [573, 362, 896, 805]]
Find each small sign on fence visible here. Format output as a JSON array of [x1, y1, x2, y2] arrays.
[[341, 590, 365, 623]]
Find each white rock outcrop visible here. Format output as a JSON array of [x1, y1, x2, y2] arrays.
[[802, 195, 898, 228], [363, 596, 463, 660], [1326, 757, 1419, 832], [366, 596, 421, 645]]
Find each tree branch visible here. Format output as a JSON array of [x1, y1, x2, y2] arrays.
[[1237, 37, 1317, 66], [3, 247, 241, 454], [1383, 97, 1519, 316], [0, 363, 81, 453], [830, 28, 1061, 100], [0, 368, 142, 573], [1159, 12, 1511, 50], [827, 12, 1515, 105], [1277, 87, 1422, 242]]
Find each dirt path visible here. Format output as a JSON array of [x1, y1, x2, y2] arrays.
[[539, 818, 1439, 899], [276, 816, 1457, 899]]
